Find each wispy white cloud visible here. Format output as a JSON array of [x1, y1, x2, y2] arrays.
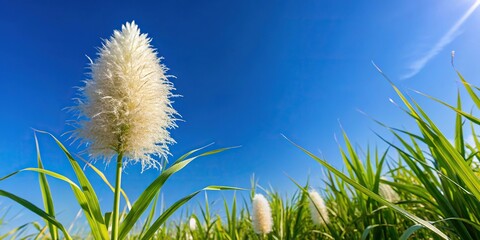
[[401, 1, 480, 80]]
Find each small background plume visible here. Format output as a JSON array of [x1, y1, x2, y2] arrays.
[[252, 194, 273, 234], [308, 189, 329, 225]]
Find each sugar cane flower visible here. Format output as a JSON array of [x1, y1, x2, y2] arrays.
[[308, 189, 329, 225], [71, 21, 178, 171], [252, 194, 273, 234]]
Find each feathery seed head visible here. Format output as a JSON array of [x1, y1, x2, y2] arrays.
[[252, 194, 273, 234], [189, 217, 197, 231], [71, 21, 178, 171], [308, 190, 329, 225], [379, 180, 400, 203]]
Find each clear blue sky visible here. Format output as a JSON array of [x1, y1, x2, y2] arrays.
[[1, 0, 480, 229]]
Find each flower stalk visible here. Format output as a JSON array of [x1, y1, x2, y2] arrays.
[[111, 152, 124, 240]]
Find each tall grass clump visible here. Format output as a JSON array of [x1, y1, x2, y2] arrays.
[[288, 66, 480, 239], [0, 21, 237, 240]]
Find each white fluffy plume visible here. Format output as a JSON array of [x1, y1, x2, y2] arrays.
[[71, 21, 178, 171], [308, 190, 329, 225], [189, 217, 197, 231], [252, 194, 273, 234], [379, 179, 400, 203]]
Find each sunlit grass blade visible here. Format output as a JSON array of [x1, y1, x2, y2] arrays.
[[456, 71, 480, 109], [0, 223, 30, 240], [36, 130, 109, 239], [412, 89, 480, 126], [33, 222, 47, 240], [0, 190, 72, 240], [0, 166, 107, 239], [77, 156, 132, 210], [139, 191, 160, 238], [34, 133, 58, 240], [119, 146, 237, 239], [399, 224, 423, 240], [140, 186, 241, 240], [454, 91, 465, 158], [0, 222, 34, 240], [174, 142, 215, 164], [1, 168, 80, 189]]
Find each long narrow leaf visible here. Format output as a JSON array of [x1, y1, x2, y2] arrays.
[[36, 130, 108, 239], [141, 186, 241, 240], [119, 147, 236, 239], [34, 133, 58, 240], [0, 190, 72, 240]]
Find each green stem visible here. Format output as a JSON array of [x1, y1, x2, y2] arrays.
[[111, 152, 124, 240]]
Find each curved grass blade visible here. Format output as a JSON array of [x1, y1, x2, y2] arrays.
[[36, 130, 108, 239], [141, 186, 241, 240], [0, 167, 106, 240], [0, 223, 29, 239], [288, 176, 341, 240], [362, 224, 395, 240], [1, 168, 81, 191], [454, 91, 465, 158], [399, 224, 424, 240], [34, 225, 48, 240], [139, 191, 160, 238], [0, 190, 72, 240], [77, 155, 132, 210], [119, 147, 236, 239], [174, 142, 215, 164], [34, 133, 58, 240], [456, 71, 480, 109]]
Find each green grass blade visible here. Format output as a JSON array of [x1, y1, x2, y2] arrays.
[[399, 224, 423, 240], [1, 168, 85, 191], [37, 130, 108, 239], [413, 90, 480, 127], [0, 223, 30, 239], [34, 133, 58, 240], [361, 224, 394, 240], [174, 143, 215, 164], [139, 191, 160, 238], [454, 91, 465, 158], [140, 186, 240, 240], [77, 156, 132, 210], [119, 147, 236, 239], [457, 71, 480, 109], [0, 190, 72, 240], [104, 212, 112, 230], [0, 167, 107, 240]]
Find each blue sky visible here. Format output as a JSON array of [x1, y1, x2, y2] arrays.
[[1, 0, 480, 229]]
